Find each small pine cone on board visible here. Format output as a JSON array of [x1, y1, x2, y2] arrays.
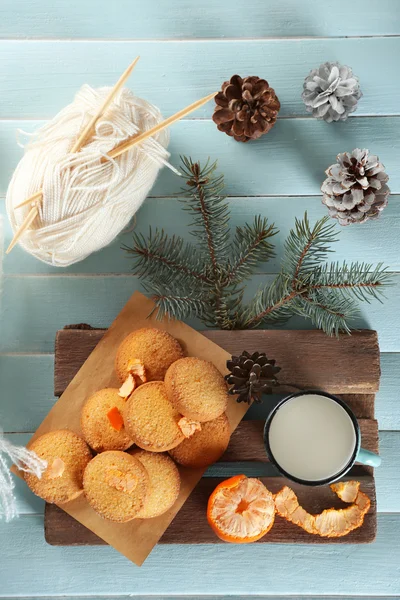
[[321, 148, 390, 225], [213, 75, 280, 142]]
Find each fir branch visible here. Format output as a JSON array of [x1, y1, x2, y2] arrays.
[[123, 229, 211, 285], [224, 216, 277, 285], [241, 222, 391, 335], [307, 262, 390, 303], [284, 213, 338, 288], [179, 156, 230, 270], [179, 156, 232, 328], [290, 292, 358, 336], [124, 157, 391, 336], [144, 282, 207, 322]]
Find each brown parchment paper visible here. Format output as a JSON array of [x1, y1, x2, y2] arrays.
[[18, 291, 248, 566]]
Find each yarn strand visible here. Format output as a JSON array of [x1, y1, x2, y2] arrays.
[[0, 431, 47, 522]]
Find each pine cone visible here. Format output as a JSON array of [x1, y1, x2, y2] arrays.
[[321, 148, 390, 226], [225, 351, 281, 404], [302, 62, 362, 122], [213, 75, 280, 142]]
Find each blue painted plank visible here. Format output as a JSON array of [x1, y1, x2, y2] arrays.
[[0, 514, 399, 595], [0, 39, 399, 118], [0, 355, 54, 432], [379, 354, 400, 430], [377, 432, 399, 512], [1, 0, 399, 38], [5, 430, 398, 515], [0, 274, 398, 354], [1, 118, 399, 200], [2, 196, 400, 275]]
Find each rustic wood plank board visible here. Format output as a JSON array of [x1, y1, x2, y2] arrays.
[[44, 325, 379, 547], [45, 475, 377, 546], [54, 327, 380, 396], [9, 355, 400, 433]]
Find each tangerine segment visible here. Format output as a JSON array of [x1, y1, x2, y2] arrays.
[[207, 475, 275, 543]]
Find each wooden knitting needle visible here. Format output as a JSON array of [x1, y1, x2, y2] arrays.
[[6, 205, 39, 253], [14, 57, 140, 211], [7, 59, 139, 254], [71, 56, 140, 154], [104, 91, 217, 161]]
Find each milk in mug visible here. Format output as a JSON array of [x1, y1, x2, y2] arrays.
[[268, 393, 357, 482]]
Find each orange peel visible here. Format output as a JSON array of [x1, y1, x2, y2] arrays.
[[207, 475, 275, 543], [47, 457, 65, 479], [118, 373, 136, 398], [106, 469, 138, 494], [178, 417, 202, 438], [128, 359, 147, 385], [274, 480, 370, 538], [118, 360, 147, 398], [107, 406, 124, 431]]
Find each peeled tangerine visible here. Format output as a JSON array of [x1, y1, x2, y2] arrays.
[[207, 475, 275, 543], [274, 480, 370, 538]]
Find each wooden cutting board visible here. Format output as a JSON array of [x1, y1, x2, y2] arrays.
[[45, 326, 380, 545]]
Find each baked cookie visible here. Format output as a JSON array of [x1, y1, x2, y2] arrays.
[[115, 328, 184, 383], [129, 449, 181, 518], [165, 357, 228, 422], [81, 388, 133, 452], [23, 430, 92, 504], [169, 413, 231, 468], [83, 451, 149, 522], [123, 381, 185, 452]]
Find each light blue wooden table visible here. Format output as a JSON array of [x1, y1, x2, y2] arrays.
[[1, 1, 399, 597]]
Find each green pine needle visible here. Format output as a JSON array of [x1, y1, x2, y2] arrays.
[[124, 157, 391, 336]]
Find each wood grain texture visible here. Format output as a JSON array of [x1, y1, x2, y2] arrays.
[[53, 328, 380, 396], [44, 475, 376, 546], [2, 197, 400, 276], [0, 39, 399, 118], [5, 353, 400, 433], [1, 118, 400, 198], [6, 428, 398, 514], [2, 0, 399, 38], [44, 326, 378, 547]]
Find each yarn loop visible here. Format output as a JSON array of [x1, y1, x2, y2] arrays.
[[6, 85, 170, 267]]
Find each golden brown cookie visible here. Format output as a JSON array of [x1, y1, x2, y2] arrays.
[[23, 430, 92, 504], [80, 388, 133, 452], [129, 449, 181, 518], [115, 328, 184, 383], [123, 381, 185, 452], [83, 451, 149, 522], [165, 357, 228, 422], [169, 413, 231, 468]]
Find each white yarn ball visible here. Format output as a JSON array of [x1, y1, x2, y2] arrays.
[[6, 85, 170, 267]]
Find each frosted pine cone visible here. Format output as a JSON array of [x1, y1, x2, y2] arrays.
[[302, 62, 362, 122], [321, 149, 390, 225]]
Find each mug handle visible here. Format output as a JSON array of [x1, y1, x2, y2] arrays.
[[357, 447, 382, 467]]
